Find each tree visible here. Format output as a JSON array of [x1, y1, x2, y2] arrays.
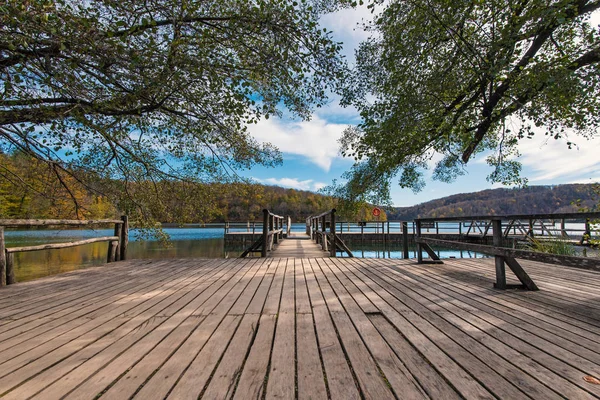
[[0, 0, 347, 223], [339, 0, 600, 203]]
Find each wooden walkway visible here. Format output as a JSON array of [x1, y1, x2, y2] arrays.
[[0, 257, 599, 399], [270, 233, 328, 258]]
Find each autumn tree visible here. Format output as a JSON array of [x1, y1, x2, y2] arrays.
[[0, 0, 347, 222], [338, 0, 600, 203]]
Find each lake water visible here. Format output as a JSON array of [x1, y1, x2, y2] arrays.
[[4, 221, 591, 282]]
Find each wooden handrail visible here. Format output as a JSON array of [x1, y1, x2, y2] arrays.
[[0, 215, 129, 286], [0, 219, 123, 226], [415, 211, 600, 222]]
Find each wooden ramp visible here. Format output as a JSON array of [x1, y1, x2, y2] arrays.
[[0, 257, 599, 399], [270, 233, 328, 258]]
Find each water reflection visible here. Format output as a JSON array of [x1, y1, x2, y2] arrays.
[[5, 226, 485, 282]]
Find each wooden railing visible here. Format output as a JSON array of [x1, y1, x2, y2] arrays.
[[0, 216, 129, 286], [240, 210, 284, 258], [414, 212, 600, 291], [307, 209, 353, 257]]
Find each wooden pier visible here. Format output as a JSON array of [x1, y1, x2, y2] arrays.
[[0, 256, 599, 399]]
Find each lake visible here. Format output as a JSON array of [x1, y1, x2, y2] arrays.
[[5, 221, 591, 282]]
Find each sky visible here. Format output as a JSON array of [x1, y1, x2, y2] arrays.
[[243, 4, 600, 208]]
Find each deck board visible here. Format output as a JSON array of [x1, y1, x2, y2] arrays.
[[0, 257, 599, 399]]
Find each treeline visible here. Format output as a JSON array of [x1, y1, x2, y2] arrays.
[[387, 185, 598, 220], [1, 152, 371, 223]]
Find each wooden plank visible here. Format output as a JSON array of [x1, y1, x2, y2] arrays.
[[265, 258, 295, 400], [309, 259, 395, 399], [0, 259, 203, 385], [0, 258, 157, 319], [0, 259, 228, 399], [166, 315, 244, 400], [0, 260, 180, 346], [369, 314, 461, 400], [233, 313, 277, 400], [295, 259, 312, 314], [339, 259, 494, 399], [316, 259, 428, 399], [296, 313, 328, 400], [376, 259, 600, 398], [443, 259, 600, 343], [365, 259, 574, 399], [374, 260, 594, 399], [415, 260, 600, 356], [98, 259, 263, 400], [24, 259, 250, 399], [303, 259, 360, 400], [202, 314, 261, 399]]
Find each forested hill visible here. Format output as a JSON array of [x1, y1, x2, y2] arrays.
[[387, 184, 598, 220]]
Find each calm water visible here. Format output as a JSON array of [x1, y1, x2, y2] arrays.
[[6, 221, 590, 282]]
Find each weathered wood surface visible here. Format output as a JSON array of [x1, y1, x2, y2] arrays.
[[0, 219, 122, 226], [6, 236, 119, 253], [269, 233, 329, 258], [0, 257, 599, 399], [418, 237, 600, 271]]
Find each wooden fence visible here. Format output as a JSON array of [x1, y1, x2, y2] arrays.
[[0, 216, 129, 286]]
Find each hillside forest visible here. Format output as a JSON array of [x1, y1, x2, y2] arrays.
[[2, 152, 599, 224]]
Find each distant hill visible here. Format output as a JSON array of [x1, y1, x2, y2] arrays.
[[387, 184, 598, 220]]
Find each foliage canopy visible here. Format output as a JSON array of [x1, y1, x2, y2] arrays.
[[1, 0, 347, 222], [339, 0, 600, 204]]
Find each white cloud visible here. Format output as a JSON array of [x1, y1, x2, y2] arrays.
[[516, 133, 600, 183], [255, 177, 328, 192], [320, 5, 374, 60], [248, 115, 348, 171]]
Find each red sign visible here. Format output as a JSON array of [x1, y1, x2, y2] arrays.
[[372, 207, 381, 217]]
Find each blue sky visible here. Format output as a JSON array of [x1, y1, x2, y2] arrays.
[[244, 4, 600, 208]]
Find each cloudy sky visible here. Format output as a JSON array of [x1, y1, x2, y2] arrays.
[[244, 4, 600, 207]]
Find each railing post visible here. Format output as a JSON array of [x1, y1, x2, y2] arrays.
[[493, 218, 507, 289], [272, 215, 278, 245], [402, 221, 409, 259], [107, 240, 117, 263], [114, 222, 122, 262], [262, 209, 269, 257], [560, 218, 566, 237], [330, 209, 337, 257], [6, 253, 14, 284], [0, 227, 6, 286], [120, 215, 129, 261], [321, 215, 327, 251], [416, 220, 423, 263]]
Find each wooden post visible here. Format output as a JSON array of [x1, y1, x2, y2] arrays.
[[6, 253, 15, 284], [330, 209, 337, 257], [560, 219, 566, 237], [458, 221, 462, 236], [108, 240, 118, 263], [0, 227, 6, 286], [262, 209, 269, 257], [528, 219, 534, 237], [113, 222, 122, 262], [120, 215, 129, 261], [321, 215, 327, 251], [435, 222, 439, 235], [361, 223, 364, 248], [402, 221, 409, 259], [416, 220, 423, 263], [493, 219, 506, 289]]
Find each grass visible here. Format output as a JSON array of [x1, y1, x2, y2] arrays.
[[524, 237, 577, 256]]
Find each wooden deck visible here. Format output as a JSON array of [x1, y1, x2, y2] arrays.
[[270, 233, 329, 258], [0, 257, 599, 399]]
